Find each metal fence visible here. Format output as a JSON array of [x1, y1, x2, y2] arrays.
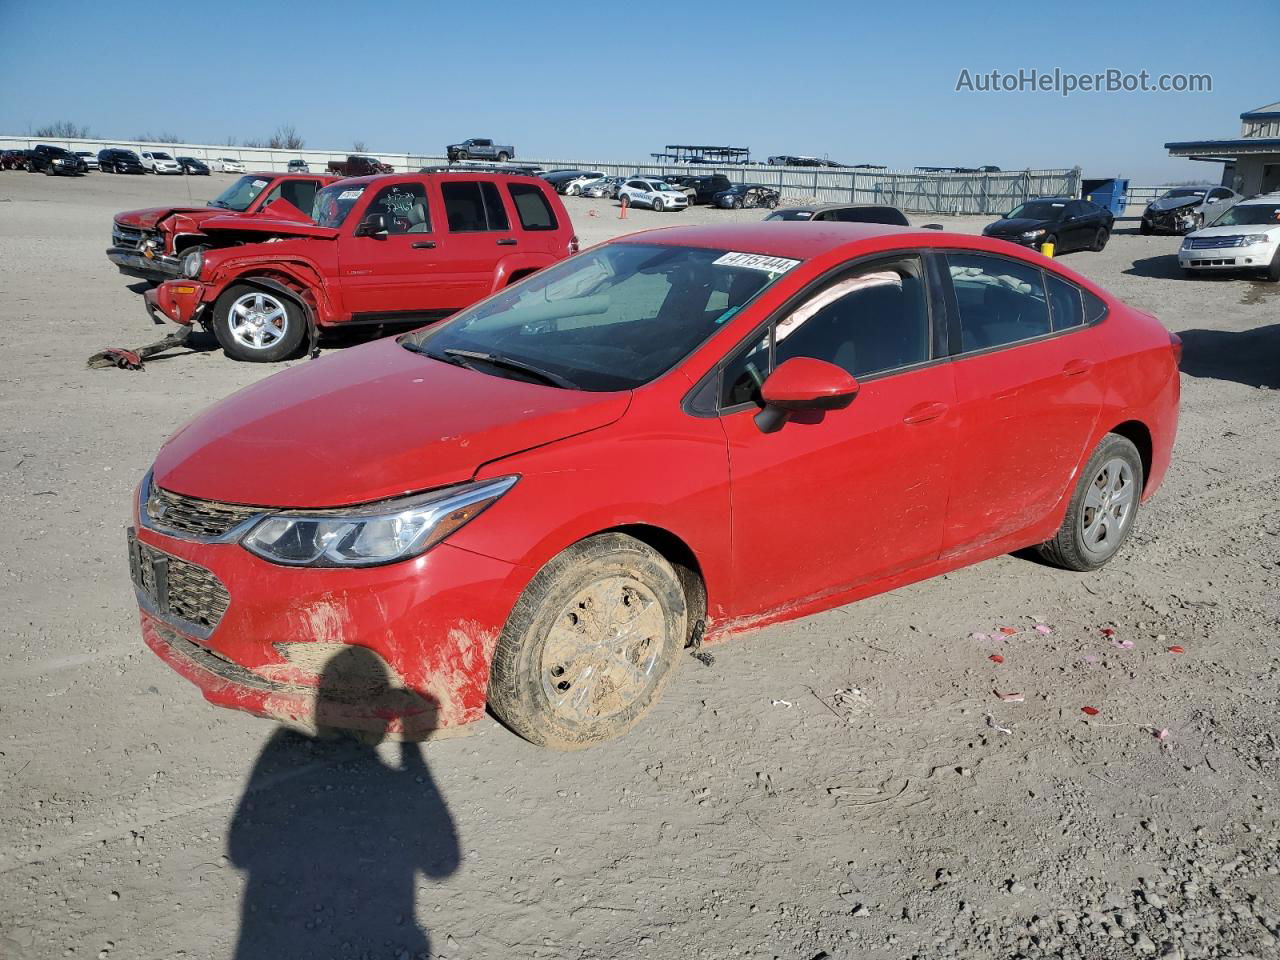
[[2, 133, 1082, 216]]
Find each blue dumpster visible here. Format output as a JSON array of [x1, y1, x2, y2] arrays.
[[1081, 178, 1130, 217]]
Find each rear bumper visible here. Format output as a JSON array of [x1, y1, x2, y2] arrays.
[[107, 246, 182, 281]]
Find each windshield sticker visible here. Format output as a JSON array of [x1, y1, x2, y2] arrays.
[[251, 179, 268, 189], [338, 189, 363, 201], [714, 252, 801, 274]]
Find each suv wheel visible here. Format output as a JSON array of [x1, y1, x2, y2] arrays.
[[212, 284, 306, 363], [455, 150, 469, 161], [652, 197, 664, 212], [1266, 248, 1280, 283], [487, 533, 687, 749], [496, 152, 510, 162]]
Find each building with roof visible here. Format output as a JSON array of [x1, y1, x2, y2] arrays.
[[1165, 101, 1280, 196]]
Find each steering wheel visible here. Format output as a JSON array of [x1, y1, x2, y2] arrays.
[[745, 361, 766, 392]]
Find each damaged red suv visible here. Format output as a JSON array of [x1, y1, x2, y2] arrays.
[[144, 172, 577, 362], [131, 223, 1180, 748], [107, 172, 338, 282]]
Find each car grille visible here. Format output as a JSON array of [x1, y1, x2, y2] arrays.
[[146, 484, 264, 540], [1188, 258, 1238, 266], [132, 540, 231, 631], [1187, 235, 1247, 249], [112, 224, 146, 250]]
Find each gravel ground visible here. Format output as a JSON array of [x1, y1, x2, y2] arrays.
[[1, 172, 1278, 960]]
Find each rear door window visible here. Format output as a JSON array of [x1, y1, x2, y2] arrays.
[[947, 253, 1051, 352], [441, 181, 510, 232], [1045, 273, 1084, 330], [507, 183, 557, 231]]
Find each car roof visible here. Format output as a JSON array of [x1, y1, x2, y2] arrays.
[[334, 171, 550, 188], [615, 222, 936, 258]]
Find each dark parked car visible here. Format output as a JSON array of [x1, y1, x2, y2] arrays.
[[99, 149, 147, 174], [662, 174, 733, 205], [26, 144, 84, 176], [713, 184, 781, 210], [765, 203, 911, 225], [982, 197, 1113, 254], [177, 157, 210, 175]]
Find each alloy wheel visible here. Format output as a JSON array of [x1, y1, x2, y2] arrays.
[[227, 291, 289, 351]]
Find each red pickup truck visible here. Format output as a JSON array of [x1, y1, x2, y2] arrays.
[[326, 155, 394, 176], [145, 171, 577, 361], [107, 173, 338, 282]]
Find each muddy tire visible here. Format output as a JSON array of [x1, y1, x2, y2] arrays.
[[487, 533, 687, 749], [212, 283, 306, 363], [1265, 248, 1280, 283], [1038, 434, 1143, 572]]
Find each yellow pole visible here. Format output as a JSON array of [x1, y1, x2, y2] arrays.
[[1040, 241, 1056, 258]]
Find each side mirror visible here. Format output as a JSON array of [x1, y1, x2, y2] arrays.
[[755, 357, 860, 433], [921, 223, 944, 230], [355, 213, 388, 238]]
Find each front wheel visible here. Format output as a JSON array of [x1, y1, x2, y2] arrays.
[[652, 197, 664, 212], [455, 150, 469, 161], [1139, 220, 1152, 236], [487, 533, 688, 749], [1265, 248, 1280, 283], [212, 284, 306, 363], [1038, 434, 1143, 571]]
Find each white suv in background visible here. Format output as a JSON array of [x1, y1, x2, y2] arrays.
[[618, 177, 689, 212], [1179, 193, 1280, 282], [140, 151, 183, 174]]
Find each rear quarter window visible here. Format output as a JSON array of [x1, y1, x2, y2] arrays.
[[507, 183, 558, 231]]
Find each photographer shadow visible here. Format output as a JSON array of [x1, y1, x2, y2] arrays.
[[228, 648, 460, 960]]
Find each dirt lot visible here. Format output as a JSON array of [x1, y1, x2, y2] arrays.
[[1, 172, 1278, 960]]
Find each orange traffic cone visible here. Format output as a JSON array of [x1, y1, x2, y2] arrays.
[[619, 195, 628, 219]]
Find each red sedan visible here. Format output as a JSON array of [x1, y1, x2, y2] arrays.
[[130, 223, 1180, 748]]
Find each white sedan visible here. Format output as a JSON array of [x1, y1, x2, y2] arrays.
[[210, 157, 247, 173], [618, 178, 689, 212]]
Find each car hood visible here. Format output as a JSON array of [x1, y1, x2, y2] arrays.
[[1148, 196, 1201, 212], [152, 337, 633, 508], [116, 206, 219, 229], [1186, 223, 1280, 239], [984, 217, 1050, 234]]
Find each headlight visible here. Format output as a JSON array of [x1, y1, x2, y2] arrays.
[[182, 250, 204, 278], [1241, 234, 1270, 246], [1021, 229, 1046, 239], [241, 476, 518, 567]]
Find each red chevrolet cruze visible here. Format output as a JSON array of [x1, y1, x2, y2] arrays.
[[130, 223, 1180, 748]]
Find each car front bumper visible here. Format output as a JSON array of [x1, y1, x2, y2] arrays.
[[143, 279, 211, 325], [107, 246, 183, 281], [1178, 246, 1277, 272], [984, 233, 1043, 248], [1143, 209, 1199, 234], [130, 508, 532, 737]]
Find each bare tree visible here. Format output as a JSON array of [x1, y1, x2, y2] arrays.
[[223, 136, 239, 147], [352, 140, 367, 153], [33, 121, 92, 138], [242, 138, 268, 148], [135, 131, 181, 143], [269, 125, 305, 150]]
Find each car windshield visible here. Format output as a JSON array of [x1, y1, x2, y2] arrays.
[[1163, 189, 1205, 200], [209, 175, 273, 211], [1210, 203, 1280, 227], [402, 242, 799, 391], [1006, 201, 1066, 220], [311, 183, 367, 227], [152, 152, 172, 160]]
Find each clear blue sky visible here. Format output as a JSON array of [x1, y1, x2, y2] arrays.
[[1, 0, 1276, 182]]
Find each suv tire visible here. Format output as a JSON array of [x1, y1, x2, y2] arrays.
[[212, 283, 306, 363]]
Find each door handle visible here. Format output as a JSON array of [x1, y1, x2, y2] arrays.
[[903, 401, 949, 425], [411, 241, 436, 249], [1062, 359, 1092, 377], [496, 238, 518, 246]]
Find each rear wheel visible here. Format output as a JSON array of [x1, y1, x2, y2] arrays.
[[1038, 434, 1143, 571], [496, 152, 510, 162], [487, 533, 688, 749], [212, 284, 306, 363], [1139, 220, 1152, 235], [1091, 227, 1109, 252]]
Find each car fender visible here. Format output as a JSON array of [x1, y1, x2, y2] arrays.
[[491, 253, 556, 291], [205, 257, 341, 326]]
